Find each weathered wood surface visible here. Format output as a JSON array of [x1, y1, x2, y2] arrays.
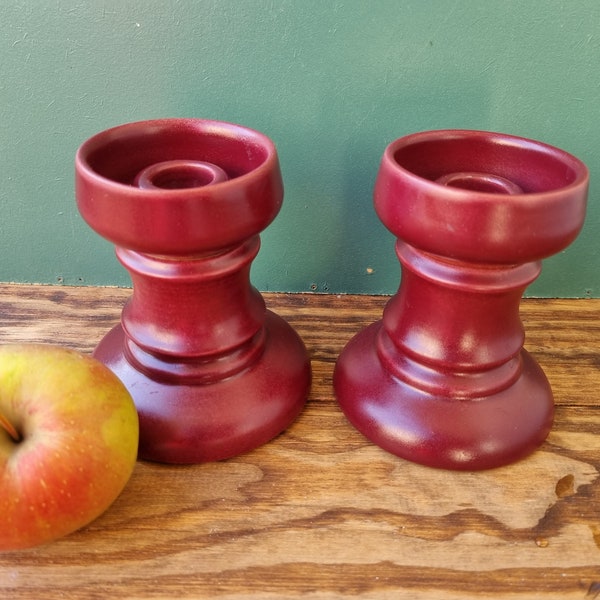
[[1, 283, 599, 599]]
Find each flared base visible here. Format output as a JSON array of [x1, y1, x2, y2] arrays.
[[94, 311, 311, 463], [333, 322, 554, 470]]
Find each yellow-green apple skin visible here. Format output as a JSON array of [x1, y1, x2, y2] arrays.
[[0, 344, 139, 551]]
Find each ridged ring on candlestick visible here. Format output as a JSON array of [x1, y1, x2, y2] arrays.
[[134, 160, 229, 190]]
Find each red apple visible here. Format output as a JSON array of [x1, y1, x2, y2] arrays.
[[0, 344, 139, 551]]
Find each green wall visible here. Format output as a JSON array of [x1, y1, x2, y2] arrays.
[[1, 0, 599, 296]]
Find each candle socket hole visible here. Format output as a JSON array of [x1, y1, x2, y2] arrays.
[[135, 160, 229, 190], [436, 172, 523, 195]]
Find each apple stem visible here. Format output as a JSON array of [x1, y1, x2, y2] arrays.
[[0, 411, 21, 442]]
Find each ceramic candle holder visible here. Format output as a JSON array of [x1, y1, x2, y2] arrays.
[[76, 119, 311, 464], [334, 130, 588, 470]]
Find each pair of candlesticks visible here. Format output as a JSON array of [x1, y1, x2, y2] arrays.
[[75, 119, 588, 471]]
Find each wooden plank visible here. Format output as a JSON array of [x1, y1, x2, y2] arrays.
[[0, 284, 599, 599]]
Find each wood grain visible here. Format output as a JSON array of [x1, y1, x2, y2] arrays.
[[1, 284, 600, 599]]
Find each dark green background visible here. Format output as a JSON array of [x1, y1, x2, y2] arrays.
[[1, 1, 598, 296]]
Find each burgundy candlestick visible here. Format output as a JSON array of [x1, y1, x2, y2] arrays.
[[334, 130, 588, 470], [75, 119, 311, 464]]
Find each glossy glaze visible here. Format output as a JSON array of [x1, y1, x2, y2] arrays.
[[76, 119, 311, 463], [334, 130, 588, 470]]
